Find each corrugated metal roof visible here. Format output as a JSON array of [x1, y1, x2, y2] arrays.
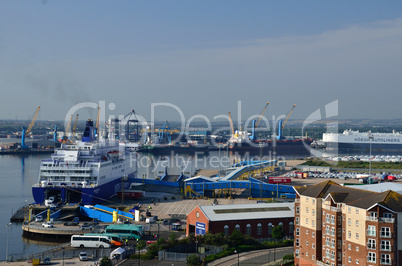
[[199, 202, 294, 221]]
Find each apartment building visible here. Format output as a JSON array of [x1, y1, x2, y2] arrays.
[[294, 180, 402, 266]]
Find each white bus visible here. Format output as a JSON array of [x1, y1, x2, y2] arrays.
[[71, 235, 111, 248]]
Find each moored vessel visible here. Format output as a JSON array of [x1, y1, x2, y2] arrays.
[[32, 120, 137, 205]]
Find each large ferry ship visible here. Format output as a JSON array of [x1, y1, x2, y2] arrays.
[[32, 120, 137, 205], [323, 130, 402, 153]]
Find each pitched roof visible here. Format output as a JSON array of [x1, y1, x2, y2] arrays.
[[299, 181, 402, 212]]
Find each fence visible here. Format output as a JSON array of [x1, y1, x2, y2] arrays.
[[158, 245, 224, 262]]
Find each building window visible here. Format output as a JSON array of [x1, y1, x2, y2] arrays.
[[348, 207, 351, 213], [268, 223, 273, 234], [348, 244, 351, 250], [306, 197, 309, 202], [331, 215, 335, 224], [312, 220, 315, 227], [296, 206, 299, 214], [257, 223, 262, 235], [306, 252, 308, 257], [295, 228, 299, 236], [383, 212, 392, 218], [312, 243, 315, 249], [295, 249, 299, 257], [356, 259, 359, 264], [312, 209, 315, 215], [370, 211, 377, 218], [306, 240, 308, 246], [312, 255, 315, 260], [368, 252, 376, 263], [246, 224, 251, 235], [312, 232, 315, 238], [368, 239, 376, 249], [356, 208, 359, 214], [356, 246, 359, 252], [348, 256, 351, 263], [355, 233, 359, 239], [381, 254, 391, 265], [338, 216, 341, 225], [367, 225, 376, 237], [312, 199, 315, 204], [235, 224, 240, 231], [381, 227, 391, 238], [381, 240, 391, 251], [289, 222, 294, 234], [306, 229, 309, 235], [356, 220, 359, 227], [224, 225, 229, 236], [348, 231, 351, 238], [306, 218, 308, 224], [296, 217, 299, 225], [348, 218, 351, 226], [306, 207, 309, 213], [296, 238, 299, 246]]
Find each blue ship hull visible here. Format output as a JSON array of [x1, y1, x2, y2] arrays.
[[32, 177, 131, 205]]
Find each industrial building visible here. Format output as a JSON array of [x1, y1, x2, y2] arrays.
[[294, 180, 402, 266], [186, 202, 294, 241]]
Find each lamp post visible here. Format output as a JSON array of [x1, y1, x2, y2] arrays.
[[61, 247, 65, 266], [368, 133, 373, 176], [268, 250, 271, 264], [6, 222, 11, 261], [234, 250, 239, 266]]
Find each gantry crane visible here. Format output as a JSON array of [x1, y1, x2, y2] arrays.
[[277, 104, 296, 140], [63, 114, 73, 143], [21, 106, 40, 149], [71, 114, 79, 141], [251, 102, 269, 141], [228, 112, 235, 137]]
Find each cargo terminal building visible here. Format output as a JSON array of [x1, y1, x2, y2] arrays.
[[186, 202, 294, 240]]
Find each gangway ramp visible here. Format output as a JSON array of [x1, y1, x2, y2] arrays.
[[221, 160, 277, 180], [80, 204, 135, 223]]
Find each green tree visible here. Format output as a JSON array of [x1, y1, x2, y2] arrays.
[[168, 232, 178, 246], [229, 229, 245, 247], [272, 225, 285, 241], [100, 256, 112, 266], [187, 254, 202, 266]]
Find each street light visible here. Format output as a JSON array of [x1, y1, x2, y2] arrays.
[[234, 250, 239, 266], [61, 247, 65, 266], [268, 250, 271, 264], [368, 133, 374, 176], [6, 222, 12, 261]]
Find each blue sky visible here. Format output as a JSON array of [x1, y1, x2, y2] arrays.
[[1, 1, 402, 123]]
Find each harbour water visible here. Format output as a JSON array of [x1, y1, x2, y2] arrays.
[[0, 148, 308, 261]]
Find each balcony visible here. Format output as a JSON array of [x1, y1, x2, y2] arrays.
[[323, 205, 341, 212], [379, 217, 395, 223], [367, 257, 376, 263], [380, 259, 392, 265], [366, 216, 378, 222]]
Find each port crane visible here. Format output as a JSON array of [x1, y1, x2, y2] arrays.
[[62, 114, 73, 143], [228, 112, 235, 138], [250, 102, 269, 141], [120, 109, 140, 142], [71, 114, 79, 141], [95, 107, 100, 138], [277, 104, 296, 140], [159, 121, 172, 144], [21, 106, 40, 149]]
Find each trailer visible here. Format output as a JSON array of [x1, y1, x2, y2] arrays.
[[268, 176, 291, 184]]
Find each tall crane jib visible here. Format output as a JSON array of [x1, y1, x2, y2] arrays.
[[277, 104, 296, 140], [251, 101, 269, 141], [21, 106, 40, 149]]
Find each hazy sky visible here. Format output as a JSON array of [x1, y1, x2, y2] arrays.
[[1, 1, 402, 124]]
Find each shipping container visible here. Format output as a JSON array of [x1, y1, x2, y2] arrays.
[[268, 177, 291, 184]]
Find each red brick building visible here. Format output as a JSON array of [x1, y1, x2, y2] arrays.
[[294, 180, 402, 266], [186, 202, 295, 240]]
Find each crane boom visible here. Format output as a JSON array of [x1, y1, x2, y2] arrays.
[[228, 112, 235, 136], [96, 107, 100, 133], [281, 104, 296, 129], [255, 102, 269, 128], [65, 114, 73, 137], [26, 106, 40, 136], [72, 114, 79, 141]]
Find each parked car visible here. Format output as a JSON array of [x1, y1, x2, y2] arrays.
[[42, 222, 54, 228], [35, 215, 43, 222], [63, 221, 78, 226], [42, 257, 51, 265], [79, 252, 88, 261], [80, 223, 93, 230]]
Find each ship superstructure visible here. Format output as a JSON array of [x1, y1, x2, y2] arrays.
[[323, 130, 402, 153], [32, 120, 137, 205]]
